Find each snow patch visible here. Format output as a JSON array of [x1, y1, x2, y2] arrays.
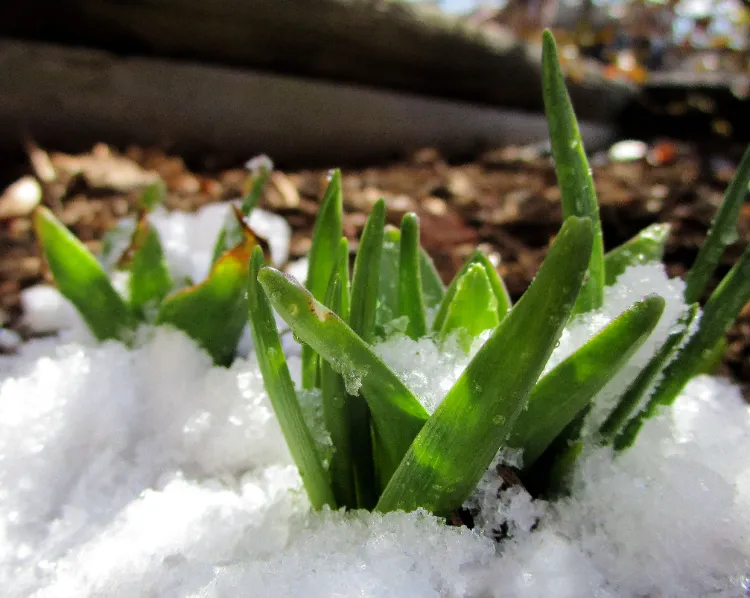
[[3, 251, 750, 596]]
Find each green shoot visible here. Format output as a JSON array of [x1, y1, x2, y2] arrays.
[[347, 198, 386, 505], [684, 144, 750, 303], [509, 294, 665, 467], [247, 247, 335, 509], [34, 207, 137, 343], [602, 304, 699, 448], [542, 29, 604, 314], [156, 223, 258, 366], [433, 249, 510, 333], [376, 217, 593, 516], [438, 264, 500, 352], [302, 171, 344, 389], [125, 215, 172, 318], [604, 224, 671, 286], [320, 272, 357, 508], [398, 213, 427, 340], [257, 266, 429, 489]]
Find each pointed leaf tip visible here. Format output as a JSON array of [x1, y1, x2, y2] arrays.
[[156, 229, 258, 366], [34, 206, 137, 342], [542, 30, 604, 314]]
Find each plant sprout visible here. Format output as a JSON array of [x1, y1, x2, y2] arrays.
[[34, 164, 272, 366], [31, 30, 750, 521], [247, 30, 750, 516]]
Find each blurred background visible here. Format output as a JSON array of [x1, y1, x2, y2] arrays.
[[1, 0, 749, 386]]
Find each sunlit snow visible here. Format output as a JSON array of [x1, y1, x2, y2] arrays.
[[2, 208, 749, 597]]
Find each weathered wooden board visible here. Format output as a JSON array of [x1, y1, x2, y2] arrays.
[[0, 40, 614, 166], [2, 0, 634, 122]]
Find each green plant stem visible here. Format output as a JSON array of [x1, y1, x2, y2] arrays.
[[398, 213, 427, 339], [247, 247, 336, 509], [257, 264, 429, 504], [433, 249, 510, 332], [643, 245, 750, 409], [321, 274, 357, 508], [601, 304, 698, 448], [302, 170, 344, 389], [347, 199, 386, 507]]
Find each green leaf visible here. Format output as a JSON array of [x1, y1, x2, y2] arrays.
[[335, 236, 351, 322], [647, 245, 750, 408], [398, 213, 428, 340], [125, 215, 173, 318], [138, 179, 167, 212], [302, 171, 344, 389], [350, 199, 386, 342], [156, 225, 258, 366], [347, 198, 386, 506], [376, 216, 594, 516], [685, 144, 750, 303], [432, 249, 510, 332], [34, 207, 137, 342], [247, 247, 335, 509], [604, 223, 671, 285], [240, 162, 271, 216], [320, 272, 357, 508], [376, 227, 402, 336], [508, 294, 665, 468], [542, 29, 604, 314], [545, 437, 584, 497], [257, 266, 429, 492], [694, 336, 726, 376], [607, 304, 699, 450], [419, 246, 445, 309], [439, 264, 499, 352], [377, 227, 446, 336]]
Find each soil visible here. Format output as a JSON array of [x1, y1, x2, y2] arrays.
[[1, 140, 748, 393]]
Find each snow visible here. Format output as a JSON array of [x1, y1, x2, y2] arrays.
[[3, 213, 750, 596], [150, 203, 291, 284], [20, 284, 87, 336]]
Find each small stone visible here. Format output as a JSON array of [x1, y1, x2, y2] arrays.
[[608, 140, 647, 163], [0, 176, 42, 219], [446, 171, 476, 199], [266, 172, 300, 209], [409, 147, 442, 166]]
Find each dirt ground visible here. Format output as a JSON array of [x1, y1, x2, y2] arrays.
[[1, 140, 748, 392]]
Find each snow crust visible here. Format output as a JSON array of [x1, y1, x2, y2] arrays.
[[3, 256, 750, 596]]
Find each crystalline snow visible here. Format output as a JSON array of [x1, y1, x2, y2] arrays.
[[373, 333, 485, 414], [552, 375, 750, 598], [20, 284, 88, 336], [202, 509, 493, 598], [544, 264, 691, 434], [3, 245, 750, 596]]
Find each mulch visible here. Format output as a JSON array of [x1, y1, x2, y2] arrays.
[[1, 140, 748, 391]]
